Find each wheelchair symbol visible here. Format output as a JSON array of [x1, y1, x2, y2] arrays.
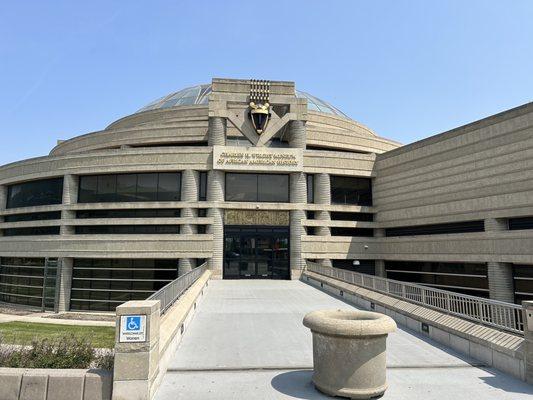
[[125, 316, 141, 332]]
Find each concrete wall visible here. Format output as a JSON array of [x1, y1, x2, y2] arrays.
[[302, 270, 526, 381], [0, 368, 112, 400]]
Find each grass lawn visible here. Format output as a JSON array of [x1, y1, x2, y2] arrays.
[[0, 322, 115, 348]]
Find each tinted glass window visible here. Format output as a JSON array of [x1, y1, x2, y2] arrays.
[[226, 173, 289, 202], [6, 178, 63, 209], [331, 176, 372, 206], [307, 174, 314, 203], [157, 173, 181, 201], [137, 174, 158, 201], [258, 174, 289, 202], [226, 174, 258, 201], [199, 172, 207, 201], [78, 173, 181, 203], [116, 174, 137, 202]]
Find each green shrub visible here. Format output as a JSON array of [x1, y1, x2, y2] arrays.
[[94, 351, 115, 370], [0, 334, 110, 369]]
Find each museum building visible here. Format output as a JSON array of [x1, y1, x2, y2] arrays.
[[0, 78, 532, 312]]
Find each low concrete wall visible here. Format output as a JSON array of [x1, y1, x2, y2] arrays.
[[0, 367, 112, 400], [302, 270, 526, 382], [112, 270, 211, 400]]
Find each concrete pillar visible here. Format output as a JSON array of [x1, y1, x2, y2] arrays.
[[208, 116, 226, 146], [314, 173, 332, 267], [523, 301, 533, 384], [207, 116, 226, 279], [207, 170, 224, 279], [487, 262, 514, 303], [178, 170, 199, 276], [60, 174, 78, 235], [374, 229, 386, 277], [485, 218, 514, 303], [57, 258, 73, 312], [290, 172, 306, 278], [288, 119, 307, 278], [113, 300, 160, 400], [288, 120, 306, 149]]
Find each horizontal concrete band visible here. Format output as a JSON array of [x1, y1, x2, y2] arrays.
[[0, 368, 112, 400], [302, 271, 526, 381]]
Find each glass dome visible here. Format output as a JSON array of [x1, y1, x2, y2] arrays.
[[136, 84, 349, 118]]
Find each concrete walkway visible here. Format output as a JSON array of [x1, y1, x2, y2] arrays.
[[154, 280, 533, 400]]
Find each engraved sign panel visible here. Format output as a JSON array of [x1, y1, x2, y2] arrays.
[[213, 146, 303, 172]]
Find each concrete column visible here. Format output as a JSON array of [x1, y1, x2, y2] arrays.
[[60, 174, 78, 235], [207, 170, 224, 279], [290, 172, 306, 278], [113, 300, 160, 400], [288, 120, 306, 149], [178, 170, 199, 276], [288, 119, 307, 278], [523, 301, 533, 384], [314, 173, 332, 267], [57, 258, 73, 312], [485, 218, 514, 303], [487, 262, 514, 303], [374, 229, 386, 277], [208, 116, 226, 146]]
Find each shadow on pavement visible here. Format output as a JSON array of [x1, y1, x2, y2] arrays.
[[271, 370, 333, 399]]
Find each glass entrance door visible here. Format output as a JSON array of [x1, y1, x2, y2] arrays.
[[224, 226, 290, 280]]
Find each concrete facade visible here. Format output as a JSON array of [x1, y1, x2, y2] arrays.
[[0, 77, 532, 311]]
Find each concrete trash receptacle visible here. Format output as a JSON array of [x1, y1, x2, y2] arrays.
[[303, 309, 397, 399]]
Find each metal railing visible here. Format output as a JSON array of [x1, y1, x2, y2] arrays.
[[306, 262, 524, 335], [148, 262, 208, 315]]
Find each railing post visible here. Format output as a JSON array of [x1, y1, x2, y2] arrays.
[[113, 300, 161, 400], [522, 301, 533, 383]]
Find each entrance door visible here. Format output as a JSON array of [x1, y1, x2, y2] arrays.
[[224, 226, 290, 279]]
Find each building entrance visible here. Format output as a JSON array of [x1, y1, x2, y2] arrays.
[[223, 226, 290, 279]]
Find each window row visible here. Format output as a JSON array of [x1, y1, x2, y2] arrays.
[[385, 220, 485, 237], [76, 209, 181, 218], [6, 178, 63, 209], [78, 173, 182, 203], [75, 225, 180, 234]]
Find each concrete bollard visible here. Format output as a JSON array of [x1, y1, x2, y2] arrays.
[[112, 300, 160, 400], [303, 309, 397, 399]]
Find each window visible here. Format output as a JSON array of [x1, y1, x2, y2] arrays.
[[385, 220, 484, 237], [330, 176, 372, 206], [385, 261, 489, 297], [6, 178, 63, 209], [307, 174, 314, 203], [199, 172, 207, 201], [333, 259, 376, 275], [330, 227, 374, 237], [76, 209, 180, 218], [330, 212, 374, 222], [0, 257, 45, 307], [225, 173, 289, 203], [75, 225, 180, 234], [78, 173, 181, 203], [4, 211, 61, 222], [70, 259, 178, 311], [3, 227, 60, 236]]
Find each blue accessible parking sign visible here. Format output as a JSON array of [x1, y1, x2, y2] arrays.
[[119, 315, 146, 342]]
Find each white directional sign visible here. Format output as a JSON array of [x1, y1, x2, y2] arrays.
[[119, 315, 147, 343]]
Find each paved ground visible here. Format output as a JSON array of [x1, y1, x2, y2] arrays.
[[155, 280, 533, 400]]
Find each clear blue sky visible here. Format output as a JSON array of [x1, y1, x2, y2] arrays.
[[1, 1, 532, 165]]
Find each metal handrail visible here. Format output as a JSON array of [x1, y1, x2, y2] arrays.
[[306, 261, 524, 335], [147, 263, 207, 315]]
